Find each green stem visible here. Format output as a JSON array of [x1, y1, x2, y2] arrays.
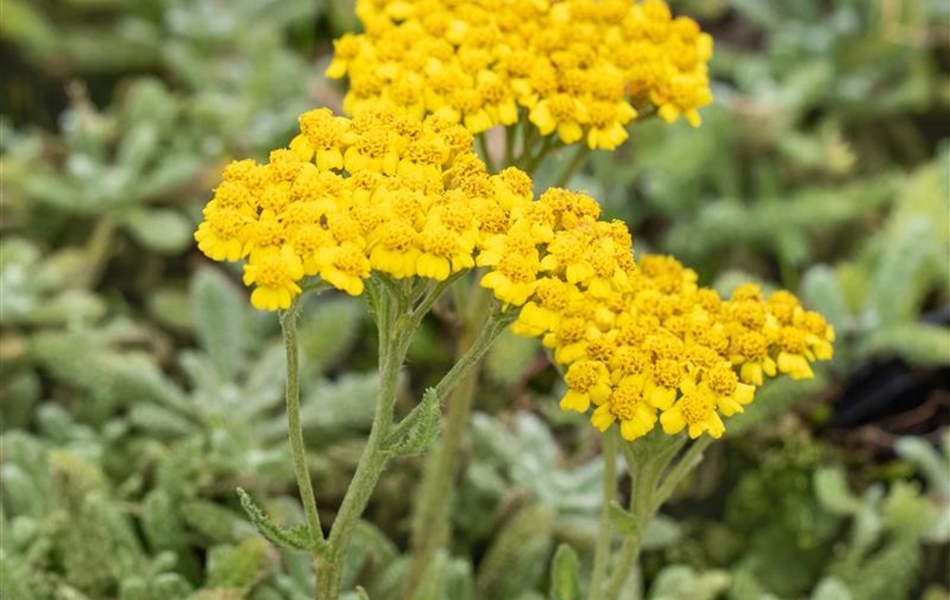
[[588, 428, 619, 600], [404, 288, 510, 598], [554, 144, 593, 188], [522, 134, 557, 174], [602, 434, 704, 600], [477, 132, 497, 173], [279, 305, 324, 545], [316, 280, 412, 600], [653, 437, 712, 510], [503, 123, 517, 167], [516, 117, 537, 168]]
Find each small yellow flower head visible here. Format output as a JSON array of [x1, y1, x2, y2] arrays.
[[195, 107, 527, 310], [328, 0, 714, 149]]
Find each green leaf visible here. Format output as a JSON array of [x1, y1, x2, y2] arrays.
[[814, 467, 863, 516], [122, 207, 194, 254], [191, 268, 246, 381], [206, 537, 273, 590], [608, 501, 640, 536], [862, 324, 950, 365], [865, 216, 937, 327], [548, 544, 580, 600], [386, 387, 441, 457], [476, 504, 556, 600], [801, 265, 850, 335], [894, 436, 950, 493], [236, 488, 315, 552], [649, 565, 731, 600], [811, 577, 854, 600], [298, 295, 364, 373], [640, 515, 684, 551], [485, 329, 539, 386]]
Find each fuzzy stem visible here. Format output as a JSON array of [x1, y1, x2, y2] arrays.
[[279, 306, 324, 545], [404, 289, 511, 598], [555, 144, 593, 188], [316, 280, 411, 599], [602, 434, 706, 600], [477, 132, 497, 173], [588, 428, 620, 600]]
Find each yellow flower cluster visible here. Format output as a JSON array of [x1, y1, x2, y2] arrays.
[[327, 0, 713, 149], [478, 192, 835, 440], [195, 107, 535, 310]]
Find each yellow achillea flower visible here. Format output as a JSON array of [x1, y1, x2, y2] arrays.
[[479, 188, 835, 441], [195, 107, 532, 310], [327, 0, 713, 150]]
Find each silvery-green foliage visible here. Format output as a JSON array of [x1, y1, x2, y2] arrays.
[[475, 504, 557, 600], [801, 155, 950, 369], [720, 433, 947, 600], [646, 565, 731, 600], [5, 79, 200, 255], [548, 543, 581, 600], [455, 410, 612, 570]]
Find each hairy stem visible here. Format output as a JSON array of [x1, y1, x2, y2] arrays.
[[588, 428, 620, 600], [279, 306, 324, 546], [404, 287, 509, 598], [316, 280, 410, 599]]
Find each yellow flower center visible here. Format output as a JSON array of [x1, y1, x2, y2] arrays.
[[705, 364, 738, 396]]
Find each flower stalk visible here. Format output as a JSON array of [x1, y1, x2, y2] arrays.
[[279, 304, 324, 545]]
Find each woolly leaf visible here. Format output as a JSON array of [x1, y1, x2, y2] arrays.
[[122, 207, 193, 254], [386, 387, 441, 457], [182, 499, 256, 544], [298, 295, 364, 373], [800, 265, 850, 336], [814, 467, 863, 516], [191, 268, 246, 382], [340, 521, 399, 591], [443, 556, 474, 600], [142, 490, 187, 553], [129, 403, 196, 437], [811, 578, 854, 600], [206, 537, 273, 590], [485, 329, 539, 386], [476, 504, 556, 600], [549, 543, 580, 600], [236, 488, 315, 552], [640, 515, 684, 551], [119, 578, 150, 600], [865, 216, 936, 328], [862, 324, 950, 365], [608, 501, 640, 536], [152, 573, 195, 599], [894, 436, 950, 493], [406, 550, 450, 600], [649, 565, 731, 600], [845, 535, 921, 600]]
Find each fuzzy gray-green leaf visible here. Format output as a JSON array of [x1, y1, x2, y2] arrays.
[[236, 488, 314, 552], [549, 543, 580, 600], [191, 268, 246, 382]]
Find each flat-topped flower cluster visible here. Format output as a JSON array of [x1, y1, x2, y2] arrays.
[[327, 0, 713, 149], [196, 107, 541, 309], [478, 191, 835, 440]]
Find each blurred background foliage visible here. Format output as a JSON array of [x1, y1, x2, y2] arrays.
[[1, 0, 948, 599]]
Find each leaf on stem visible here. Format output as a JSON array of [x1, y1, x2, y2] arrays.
[[548, 543, 581, 600], [235, 488, 319, 553], [385, 387, 441, 457], [607, 501, 639, 536]]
